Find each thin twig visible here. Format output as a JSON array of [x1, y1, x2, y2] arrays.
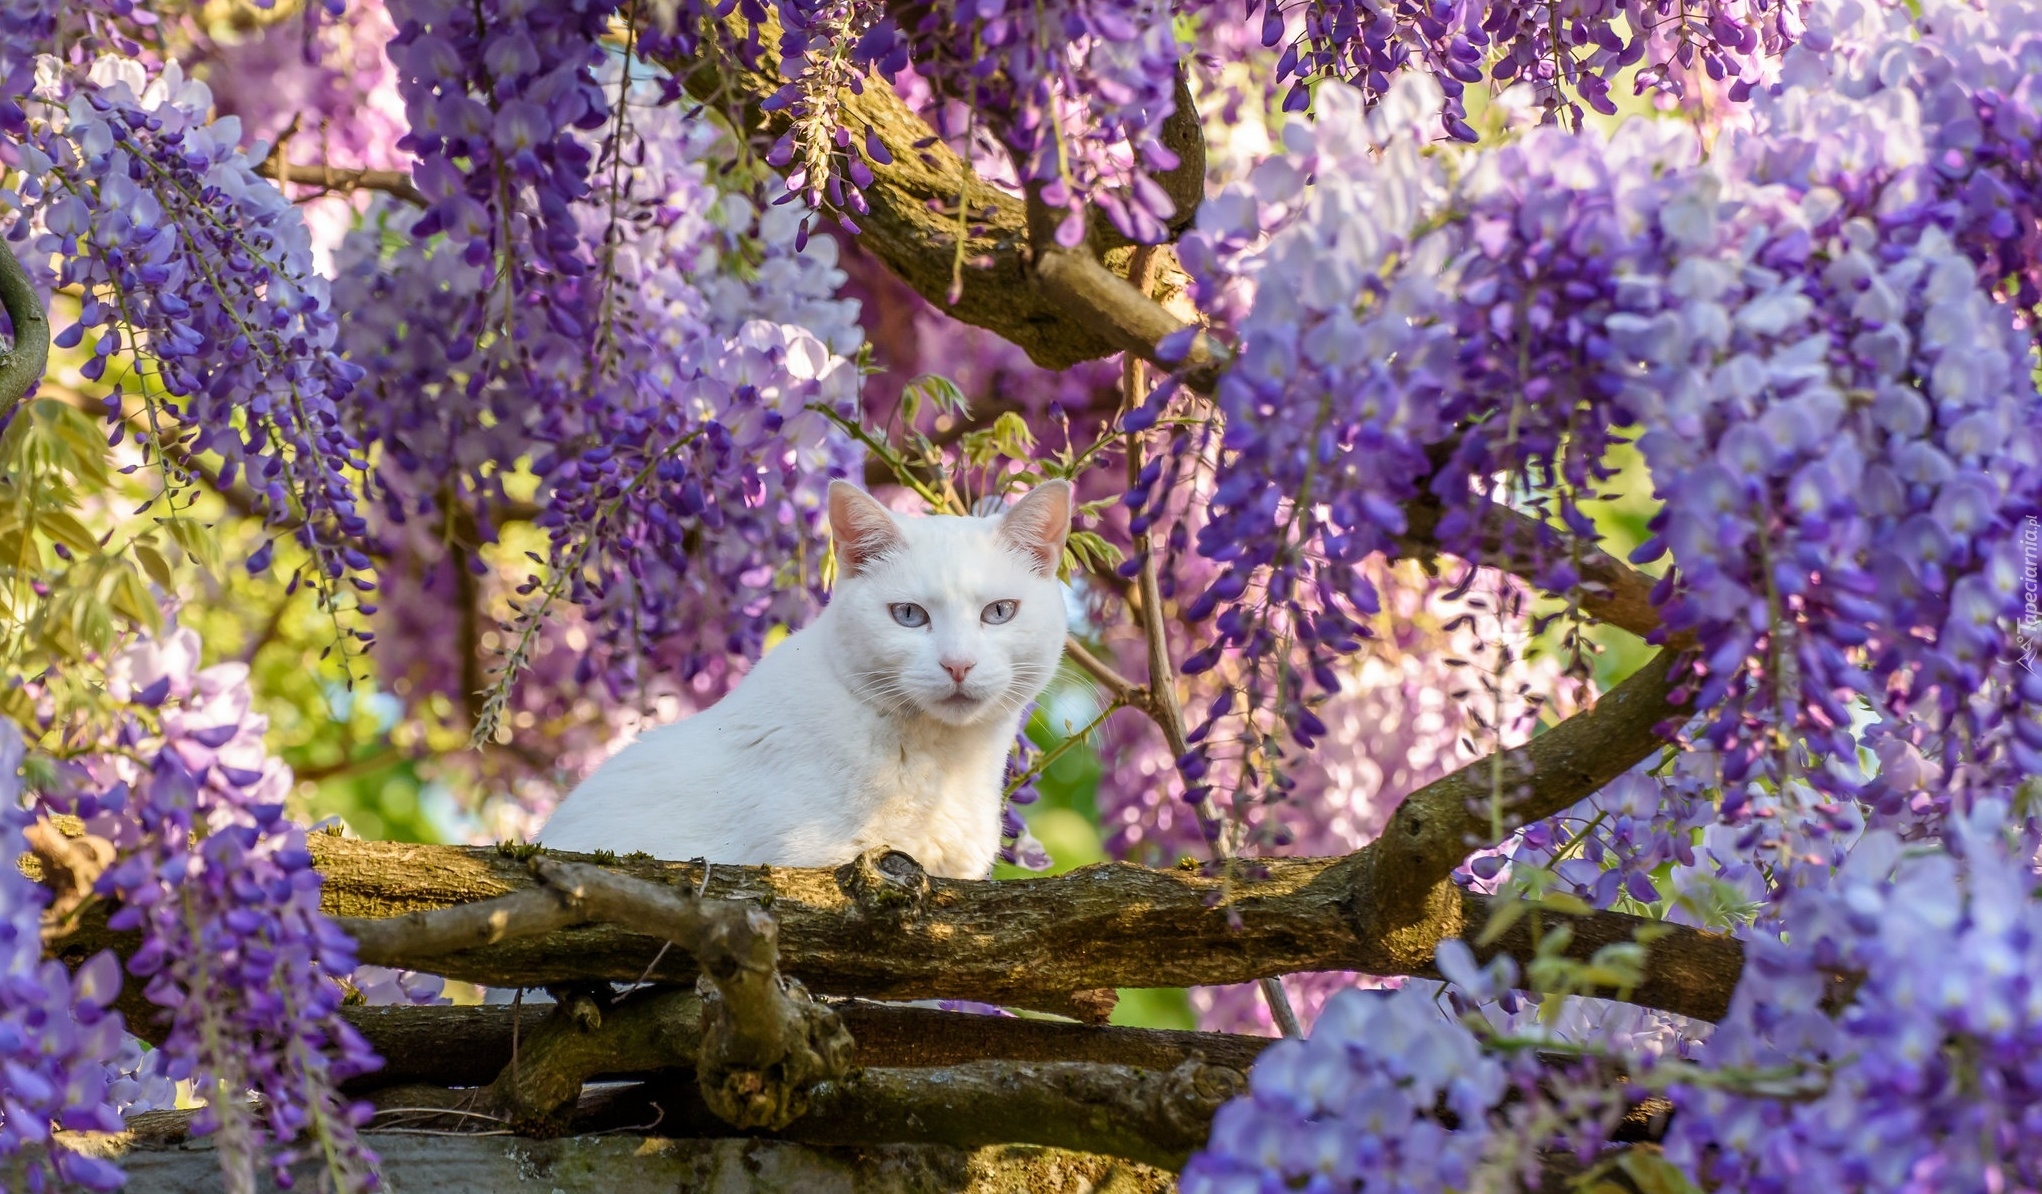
[[616, 939, 674, 1002], [590, 1103, 666, 1135], [1062, 635, 1146, 705], [1117, 249, 1301, 1038], [369, 1107, 510, 1125]]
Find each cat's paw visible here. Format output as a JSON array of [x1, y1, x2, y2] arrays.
[[835, 846, 930, 917]]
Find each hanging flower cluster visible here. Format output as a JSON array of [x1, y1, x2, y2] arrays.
[[1667, 802, 2042, 1192], [1172, 2, 2042, 835], [47, 627, 381, 1192], [357, 10, 865, 724], [9, 58, 373, 600], [0, 727, 129, 1193]]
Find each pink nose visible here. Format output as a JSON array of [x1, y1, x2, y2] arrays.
[[942, 660, 975, 684]]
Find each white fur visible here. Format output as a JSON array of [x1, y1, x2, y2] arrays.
[[538, 481, 1070, 880]]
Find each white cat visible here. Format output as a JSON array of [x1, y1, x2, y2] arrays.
[[538, 479, 1071, 880]]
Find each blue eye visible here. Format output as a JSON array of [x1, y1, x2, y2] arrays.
[[890, 603, 929, 628], [982, 600, 1018, 625]]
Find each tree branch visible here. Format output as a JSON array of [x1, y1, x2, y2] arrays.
[[748, 1057, 1243, 1171], [340, 999, 1276, 1093], [342, 856, 852, 1130], [243, 825, 1739, 1020], [660, 17, 1207, 374], [374, 1052, 1239, 1172], [1396, 491, 1675, 645], [1362, 647, 1691, 929], [254, 159, 427, 207], [1061, 634, 1148, 704], [0, 241, 51, 405]]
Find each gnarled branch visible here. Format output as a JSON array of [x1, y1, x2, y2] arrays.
[[48, 644, 1722, 1030], [302, 802, 1729, 1023], [755, 1057, 1244, 1171], [342, 856, 852, 1131], [661, 17, 1209, 374]]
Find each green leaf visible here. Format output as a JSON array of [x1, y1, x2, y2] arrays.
[[901, 374, 969, 420], [39, 401, 114, 489], [163, 517, 222, 579], [134, 540, 176, 590], [38, 509, 101, 554], [108, 564, 163, 634], [0, 686, 35, 724], [991, 410, 1037, 457], [1475, 896, 1532, 947], [1536, 892, 1596, 917], [1594, 1150, 1703, 1194], [1063, 530, 1125, 576]]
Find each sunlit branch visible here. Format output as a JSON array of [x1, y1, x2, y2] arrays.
[[39, 829, 1746, 1023]]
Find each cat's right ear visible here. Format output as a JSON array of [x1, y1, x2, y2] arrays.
[[828, 480, 906, 578]]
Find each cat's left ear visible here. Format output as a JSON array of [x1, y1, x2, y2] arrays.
[[998, 480, 1072, 577], [830, 480, 907, 577]]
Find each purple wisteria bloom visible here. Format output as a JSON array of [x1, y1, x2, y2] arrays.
[[0, 726, 128, 1193], [9, 58, 373, 602], [1668, 801, 2042, 1192], [53, 627, 381, 1193]]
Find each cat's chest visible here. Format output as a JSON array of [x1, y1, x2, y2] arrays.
[[843, 738, 1003, 877]]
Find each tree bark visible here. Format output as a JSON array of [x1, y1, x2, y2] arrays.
[[53, 840, 1739, 1031], [0, 241, 51, 406], [341, 1000, 1277, 1093]]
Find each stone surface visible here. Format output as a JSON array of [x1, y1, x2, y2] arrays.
[[59, 1116, 1178, 1194]]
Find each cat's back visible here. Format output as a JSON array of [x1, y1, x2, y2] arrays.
[[536, 627, 863, 859]]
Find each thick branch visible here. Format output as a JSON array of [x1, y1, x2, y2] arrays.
[[476, 986, 708, 1131], [662, 18, 1206, 375], [0, 242, 51, 404], [1033, 243, 1223, 387], [342, 857, 851, 1130], [761, 1058, 1243, 1171], [1463, 890, 1739, 1021], [341, 871, 586, 960], [195, 829, 1740, 1021]]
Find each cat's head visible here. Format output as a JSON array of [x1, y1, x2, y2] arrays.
[[825, 480, 1071, 727]]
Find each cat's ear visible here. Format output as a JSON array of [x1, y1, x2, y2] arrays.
[[829, 480, 906, 578], [998, 480, 1072, 577]]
